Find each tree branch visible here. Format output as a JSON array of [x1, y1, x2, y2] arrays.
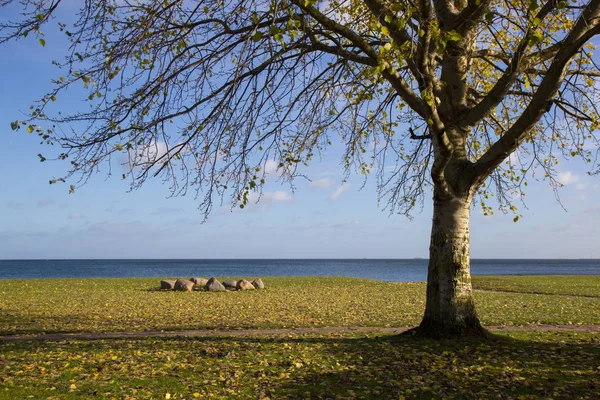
[[473, 0, 600, 181], [293, 0, 429, 118], [461, 0, 562, 128], [409, 127, 432, 139]]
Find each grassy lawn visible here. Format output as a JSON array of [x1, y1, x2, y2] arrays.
[[1, 275, 599, 399], [472, 275, 600, 297], [1, 331, 598, 399], [0, 276, 598, 335]]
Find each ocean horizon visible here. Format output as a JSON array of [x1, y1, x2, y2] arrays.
[[1, 258, 599, 281]]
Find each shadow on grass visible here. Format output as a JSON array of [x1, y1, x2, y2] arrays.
[[265, 332, 599, 399], [1, 331, 598, 399]]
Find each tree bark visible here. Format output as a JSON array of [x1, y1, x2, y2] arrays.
[[415, 193, 487, 338]]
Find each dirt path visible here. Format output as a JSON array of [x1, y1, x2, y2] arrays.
[[1, 324, 598, 342]]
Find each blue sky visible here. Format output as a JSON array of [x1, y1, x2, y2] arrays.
[[1, 5, 599, 259]]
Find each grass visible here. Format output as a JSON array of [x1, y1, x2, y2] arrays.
[[1, 275, 599, 399], [0, 276, 598, 335], [473, 275, 600, 297], [1, 331, 598, 399]]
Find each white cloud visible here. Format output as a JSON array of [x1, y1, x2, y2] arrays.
[[253, 159, 283, 184], [126, 141, 168, 168], [557, 171, 580, 185], [329, 184, 350, 200], [248, 190, 293, 204], [262, 160, 279, 175], [37, 198, 54, 207], [309, 178, 335, 190], [68, 212, 83, 219], [575, 183, 587, 190], [233, 190, 293, 213]]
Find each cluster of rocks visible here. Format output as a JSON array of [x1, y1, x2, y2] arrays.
[[160, 277, 265, 292]]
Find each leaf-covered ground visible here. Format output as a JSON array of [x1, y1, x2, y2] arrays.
[[0, 276, 598, 334], [1, 330, 598, 399]]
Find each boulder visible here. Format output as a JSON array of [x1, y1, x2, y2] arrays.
[[160, 280, 176, 290], [174, 278, 194, 292], [222, 280, 238, 290], [205, 277, 226, 292], [237, 279, 255, 290], [190, 277, 208, 286], [251, 278, 265, 289]]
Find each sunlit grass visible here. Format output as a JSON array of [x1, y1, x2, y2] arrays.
[[0, 276, 598, 335], [472, 275, 600, 297]]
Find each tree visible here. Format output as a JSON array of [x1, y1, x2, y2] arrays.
[[2, 0, 600, 338]]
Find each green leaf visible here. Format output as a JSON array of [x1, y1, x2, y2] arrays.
[[39, 38, 46, 47], [251, 31, 264, 42], [529, 0, 539, 10], [529, 31, 543, 45], [446, 30, 462, 42], [302, 0, 318, 7], [27, 125, 34, 133]]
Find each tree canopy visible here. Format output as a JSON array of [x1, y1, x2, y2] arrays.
[[3, 0, 598, 215]]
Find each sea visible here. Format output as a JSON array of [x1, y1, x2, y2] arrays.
[[0, 259, 599, 281]]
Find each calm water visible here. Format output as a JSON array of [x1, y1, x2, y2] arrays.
[[0, 259, 599, 281]]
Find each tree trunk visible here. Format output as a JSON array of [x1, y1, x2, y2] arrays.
[[415, 193, 487, 338]]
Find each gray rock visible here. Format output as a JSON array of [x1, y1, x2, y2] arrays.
[[160, 280, 176, 290], [251, 278, 265, 289], [205, 277, 226, 292], [190, 277, 208, 286], [237, 279, 255, 290], [222, 280, 238, 289], [174, 278, 194, 292]]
